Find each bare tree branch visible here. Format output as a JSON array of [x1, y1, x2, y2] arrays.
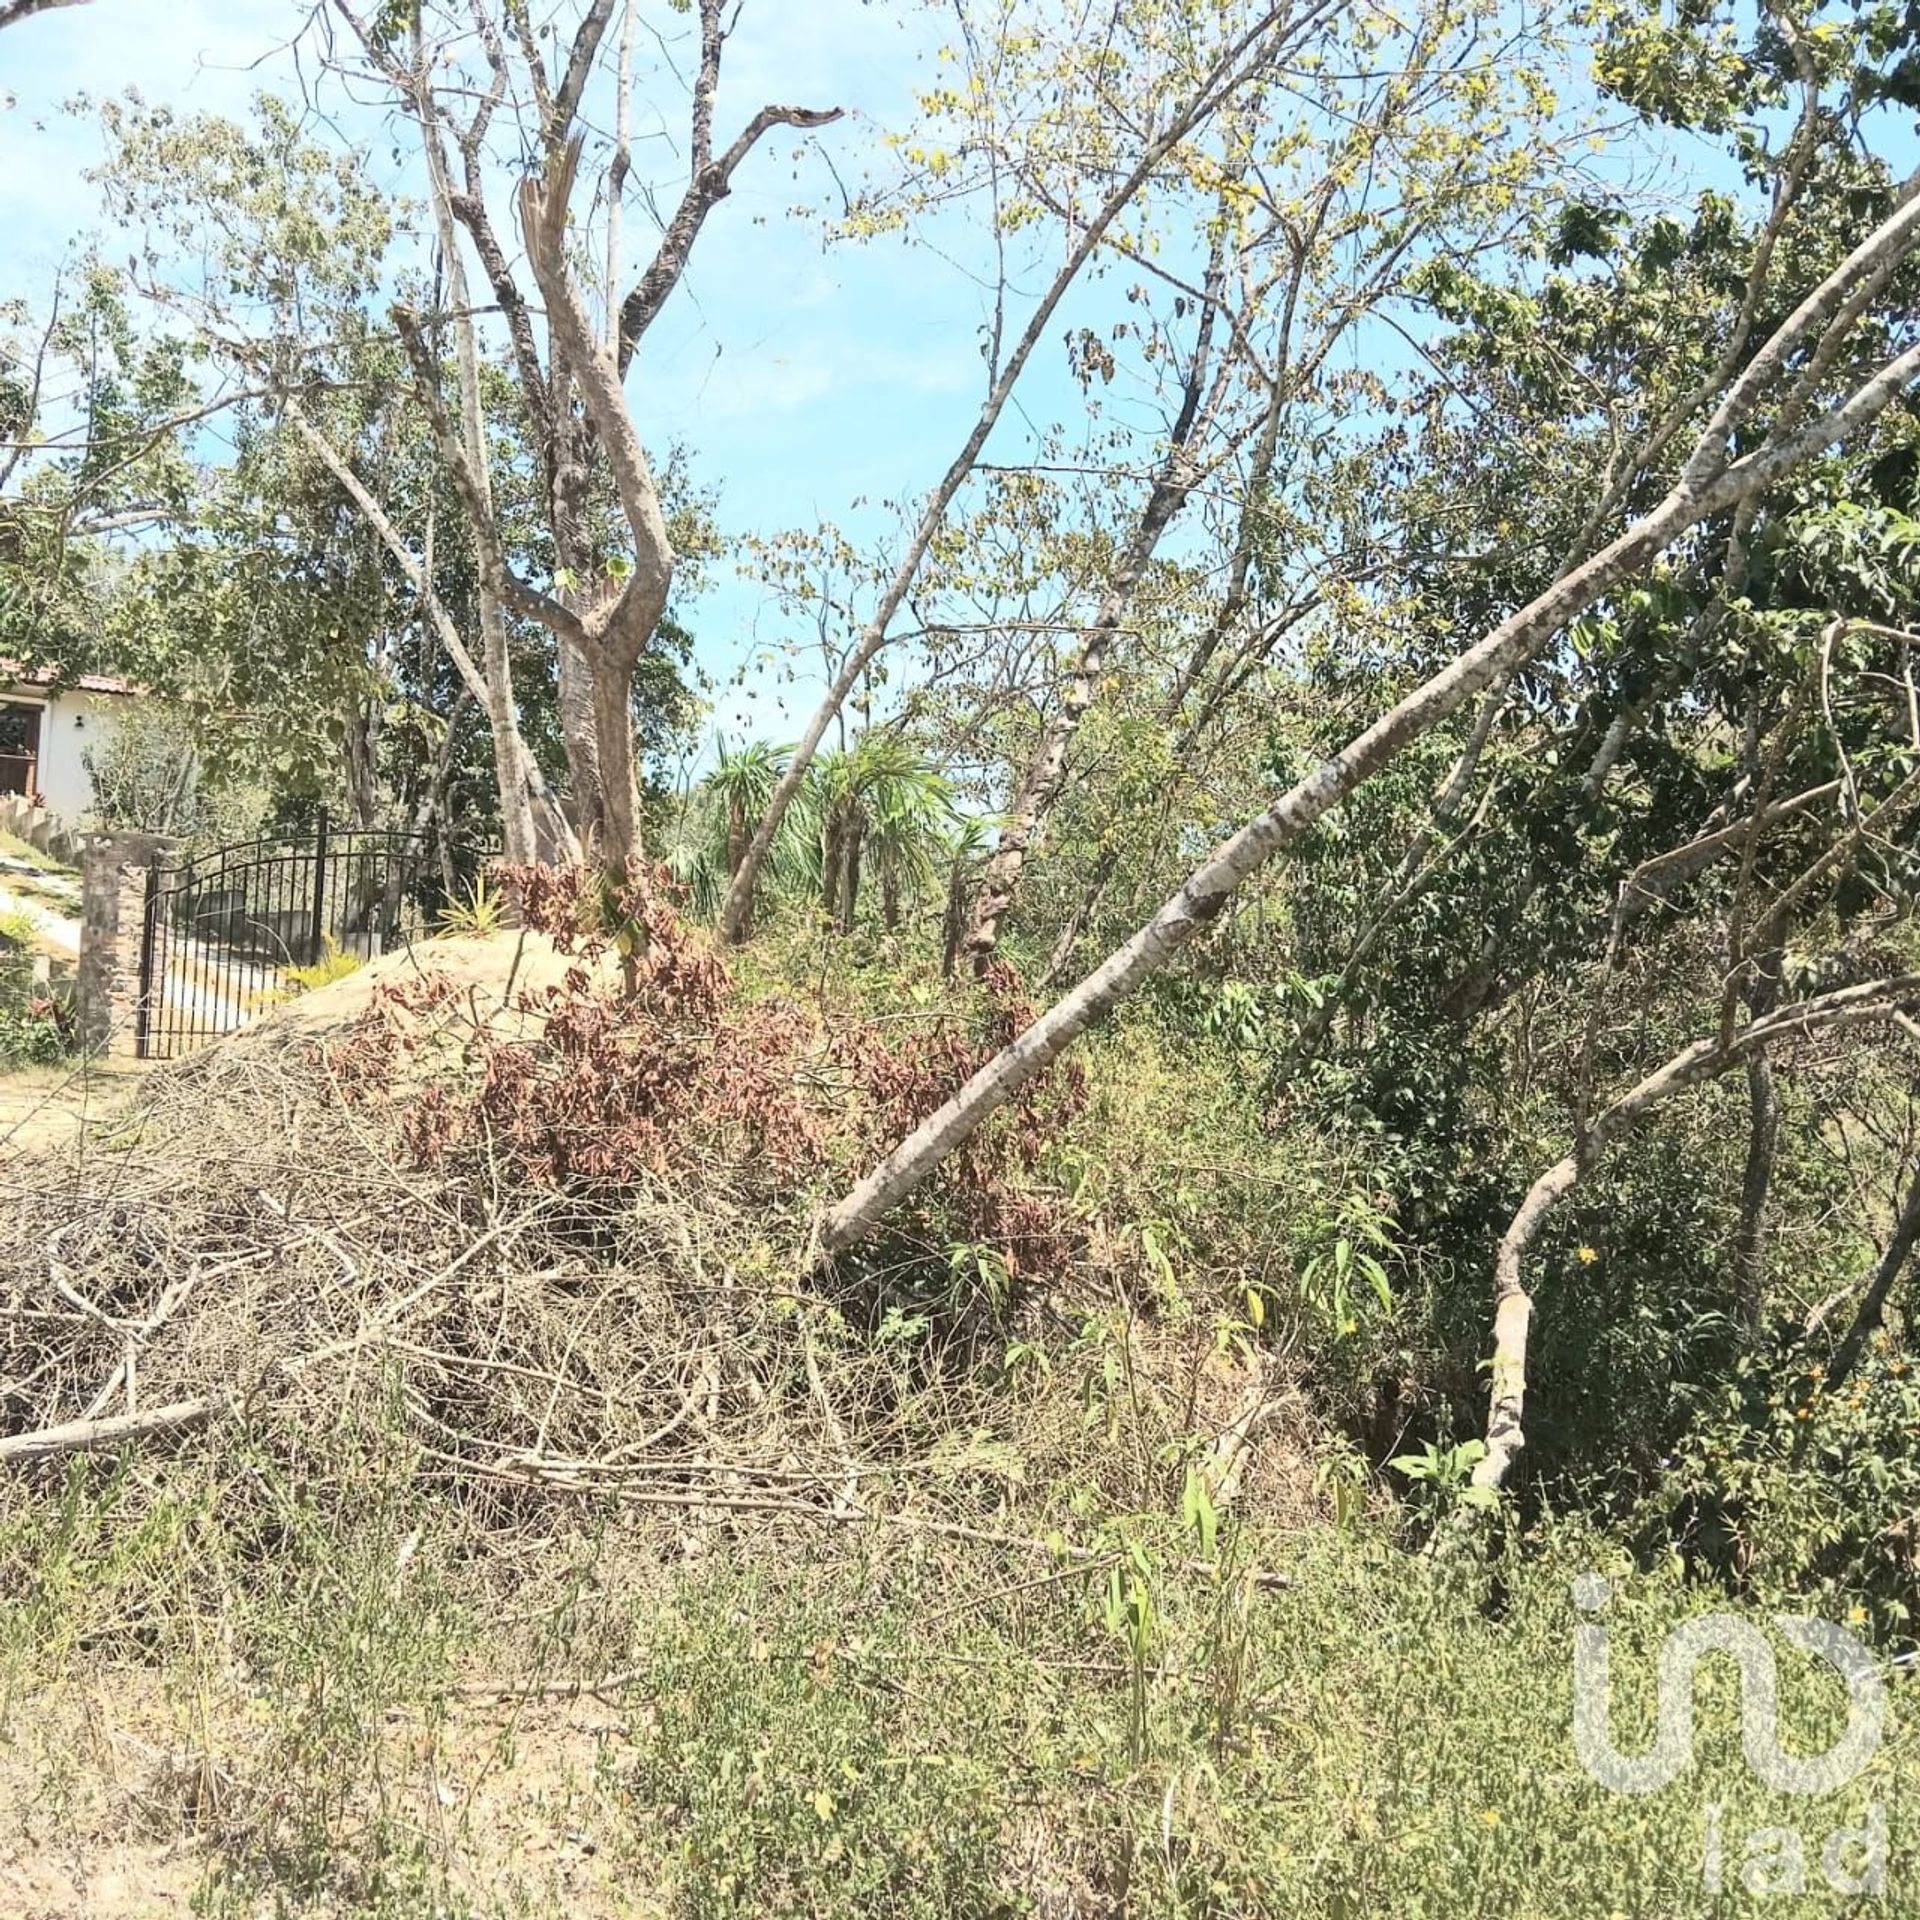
[[0, 0, 88, 30]]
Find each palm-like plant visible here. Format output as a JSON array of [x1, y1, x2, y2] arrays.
[[671, 733, 957, 936], [811, 733, 959, 934], [707, 739, 787, 881], [939, 813, 999, 976], [667, 737, 819, 925]]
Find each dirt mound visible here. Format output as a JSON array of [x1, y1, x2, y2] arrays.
[[237, 927, 625, 1047]]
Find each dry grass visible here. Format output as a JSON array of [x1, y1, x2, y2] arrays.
[[0, 945, 1329, 1914]]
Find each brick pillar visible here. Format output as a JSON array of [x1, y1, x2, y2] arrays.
[[77, 832, 176, 1058]]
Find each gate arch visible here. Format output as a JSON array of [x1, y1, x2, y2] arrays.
[[136, 809, 492, 1059]]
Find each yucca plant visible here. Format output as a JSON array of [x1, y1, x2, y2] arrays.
[[669, 733, 957, 936], [669, 739, 820, 925], [938, 813, 999, 976], [435, 875, 508, 937], [282, 934, 365, 994]]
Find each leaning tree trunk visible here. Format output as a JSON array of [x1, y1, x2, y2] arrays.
[[959, 221, 1230, 975], [960, 451, 1203, 973], [816, 211, 1920, 1250], [1821, 1159, 1920, 1398], [714, 15, 1292, 945]]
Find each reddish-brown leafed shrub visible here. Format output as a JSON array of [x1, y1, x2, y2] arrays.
[[335, 862, 825, 1189], [828, 958, 1087, 1265], [333, 865, 1083, 1270]]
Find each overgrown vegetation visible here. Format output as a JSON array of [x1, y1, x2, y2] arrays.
[[5, 0, 1920, 1909], [0, 908, 69, 1069]]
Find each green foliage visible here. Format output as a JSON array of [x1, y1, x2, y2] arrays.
[[0, 911, 70, 1067], [82, 702, 265, 848], [630, 1566, 1013, 1915], [611, 1517, 1920, 1917], [433, 874, 507, 937], [1390, 1436, 1497, 1515], [1648, 1332, 1920, 1629], [282, 935, 365, 995], [1295, 1188, 1398, 1341]]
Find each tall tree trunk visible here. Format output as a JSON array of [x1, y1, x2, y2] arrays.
[[550, 431, 608, 843], [960, 450, 1205, 972], [940, 852, 973, 977], [839, 814, 865, 934], [726, 797, 746, 879], [960, 217, 1233, 974], [715, 13, 1294, 943], [821, 812, 846, 927], [589, 645, 642, 865], [283, 403, 544, 866], [343, 690, 381, 831]]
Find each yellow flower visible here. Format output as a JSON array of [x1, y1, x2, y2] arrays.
[[1849, 1606, 1869, 1626], [1576, 1246, 1599, 1266], [1480, 1808, 1501, 1827]]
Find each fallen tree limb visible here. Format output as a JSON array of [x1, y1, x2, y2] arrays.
[[820, 174, 1920, 1251], [0, 1397, 224, 1465]]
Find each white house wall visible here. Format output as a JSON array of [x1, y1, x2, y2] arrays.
[[34, 690, 131, 819]]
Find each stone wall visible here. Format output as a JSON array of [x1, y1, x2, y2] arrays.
[[0, 793, 86, 867], [76, 831, 175, 1058]]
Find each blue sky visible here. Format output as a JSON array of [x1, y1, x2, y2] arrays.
[[6, 3, 1912, 784], [1, 0, 1050, 755]]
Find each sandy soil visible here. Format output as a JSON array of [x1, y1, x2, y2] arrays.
[[0, 1671, 658, 1917]]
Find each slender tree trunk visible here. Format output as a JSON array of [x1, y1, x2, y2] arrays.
[[550, 436, 608, 841], [821, 813, 846, 926], [726, 798, 746, 879], [284, 403, 544, 865], [940, 853, 972, 977], [1037, 844, 1117, 990], [715, 12, 1297, 943], [961, 452, 1205, 972], [1733, 947, 1783, 1333], [961, 216, 1234, 973], [839, 815, 865, 934], [1822, 1159, 1920, 1396], [1041, 591, 1319, 989]]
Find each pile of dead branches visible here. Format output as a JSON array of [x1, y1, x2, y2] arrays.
[[0, 1032, 1279, 1554], [0, 1039, 905, 1519]]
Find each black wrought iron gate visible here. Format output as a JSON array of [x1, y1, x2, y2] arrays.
[[136, 809, 488, 1059]]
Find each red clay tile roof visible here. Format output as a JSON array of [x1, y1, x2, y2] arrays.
[[0, 661, 139, 696]]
